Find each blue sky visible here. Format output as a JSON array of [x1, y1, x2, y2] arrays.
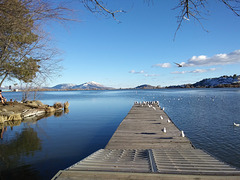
[[5, 0, 240, 88]]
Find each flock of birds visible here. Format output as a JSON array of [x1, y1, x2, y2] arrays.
[[134, 101, 162, 109], [166, 61, 238, 128], [167, 62, 240, 128], [134, 101, 185, 137], [134, 101, 239, 134]]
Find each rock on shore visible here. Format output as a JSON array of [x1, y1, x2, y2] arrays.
[[0, 100, 69, 125]]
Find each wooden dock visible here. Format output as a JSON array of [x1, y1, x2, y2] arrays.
[[105, 102, 193, 149], [52, 102, 240, 180]]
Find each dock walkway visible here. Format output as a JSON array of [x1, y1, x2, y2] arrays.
[[105, 102, 193, 149], [52, 102, 240, 180]]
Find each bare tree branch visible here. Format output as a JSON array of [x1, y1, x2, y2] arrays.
[[82, 0, 126, 23], [173, 0, 209, 40], [82, 0, 240, 39], [221, 0, 240, 16]]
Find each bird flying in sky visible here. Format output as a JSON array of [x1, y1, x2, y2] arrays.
[[174, 62, 183, 67]]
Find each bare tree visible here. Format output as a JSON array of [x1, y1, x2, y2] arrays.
[[0, 0, 73, 87]]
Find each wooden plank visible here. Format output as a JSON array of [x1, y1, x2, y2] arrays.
[[105, 103, 193, 149], [52, 170, 240, 180]]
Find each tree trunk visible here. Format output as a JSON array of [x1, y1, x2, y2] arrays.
[[0, 73, 8, 87]]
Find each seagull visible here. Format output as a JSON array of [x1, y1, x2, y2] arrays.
[[167, 119, 171, 123], [181, 131, 185, 137], [160, 115, 163, 120], [163, 127, 167, 133], [234, 123, 240, 127], [174, 62, 183, 67]]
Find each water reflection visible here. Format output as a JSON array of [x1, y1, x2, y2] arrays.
[[0, 108, 69, 140], [0, 121, 21, 140], [0, 106, 71, 179], [1, 164, 41, 180], [1, 126, 7, 140], [54, 110, 63, 117], [0, 127, 41, 180]]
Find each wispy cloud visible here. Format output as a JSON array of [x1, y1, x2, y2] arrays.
[[152, 63, 171, 68], [129, 70, 160, 77], [171, 68, 217, 74], [129, 70, 145, 74], [144, 74, 159, 77], [181, 49, 240, 67], [190, 68, 216, 73], [171, 71, 187, 74]]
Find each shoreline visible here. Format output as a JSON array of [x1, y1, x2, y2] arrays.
[[0, 101, 69, 127], [2, 86, 240, 93]]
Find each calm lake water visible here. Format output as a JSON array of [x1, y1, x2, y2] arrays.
[[1, 88, 240, 179]]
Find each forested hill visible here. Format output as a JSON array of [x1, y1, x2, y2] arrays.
[[168, 75, 240, 88]]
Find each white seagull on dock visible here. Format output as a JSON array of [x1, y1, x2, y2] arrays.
[[163, 127, 166, 133], [181, 131, 185, 137]]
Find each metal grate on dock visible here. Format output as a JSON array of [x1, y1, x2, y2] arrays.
[[66, 149, 240, 175], [152, 149, 240, 175], [67, 149, 151, 173]]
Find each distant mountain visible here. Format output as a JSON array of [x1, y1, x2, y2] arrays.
[[72, 81, 112, 90], [52, 83, 76, 89], [193, 75, 240, 87], [135, 84, 156, 89], [167, 75, 240, 88], [51, 81, 114, 90]]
